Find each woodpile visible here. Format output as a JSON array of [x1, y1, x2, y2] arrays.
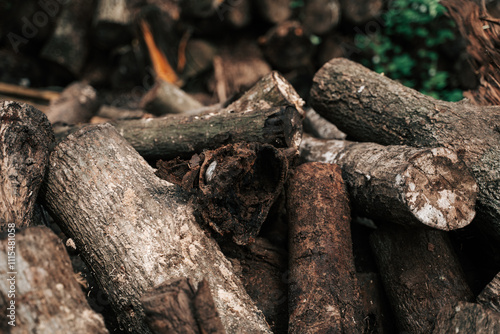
[[1, 1, 500, 333]]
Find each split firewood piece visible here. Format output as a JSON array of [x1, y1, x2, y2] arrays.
[[287, 162, 366, 333], [156, 143, 289, 245], [40, 0, 95, 75], [310, 58, 500, 239], [0, 226, 108, 333], [477, 271, 500, 312], [141, 278, 225, 334], [300, 136, 478, 230], [41, 123, 272, 334], [300, 0, 340, 35], [115, 105, 302, 161], [46, 82, 100, 124], [432, 302, 500, 334], [339, 0, 384, 24], [303, 108, 346, 139], [370, 224, 473, 333], [0, 101, 54, 232], [93, 0, 132, 49], [140, 79, 203, 116]]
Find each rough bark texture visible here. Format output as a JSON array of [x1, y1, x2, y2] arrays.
[[432, 301, 500, 334], [0, 101, 54, 231], [300, 136, 478, 230], [310, 58, 500, 238], [0, 226, 108, 333], [370, 224, 473, 333], [47, 82, 99, 124], [286, 162, 365, 334], [41, 123, 272, 334], [477, 271, 500, 313]]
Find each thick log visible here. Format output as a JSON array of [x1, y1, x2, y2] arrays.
[[140, 79, 203, 116], [47, 82, 100, 124], [93, 0, 132, 49], [179, 0, 222, 18], [0, 101, 54, 231], [477, 271, 500, 312], [300, 0, 340, 35], [370, 224, 473, 333], [41, 123, 272, 334], [40, 0, 95, 75], [300, 136, 478, 230], [255, 0, 291, 23], [286, 162, 365, 333], [310, 58, 500, 238], [339, 0, 383, 24], [433, 302, 500, 334], [303, 108, 346, 140], [0, 226, 108, 333], [141, 278, 225, 334]]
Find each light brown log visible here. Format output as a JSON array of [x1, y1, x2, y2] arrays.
[[0, 226, 108, 333], [93, 0, 132, 49], [300, 136, 478, 230], [433, 302, 500, 334], [255, 0, 291, 23], [0, 101, 54, 231], [0, 82, 60, 102], [287, 162, 365, 333], [41, 123, 272, 334], [47, 82, 100, 124], [303, 108, 346, 140], [370, 224, 473, 333], [300, 0, 340, 34], [310, 58, 500, 238]]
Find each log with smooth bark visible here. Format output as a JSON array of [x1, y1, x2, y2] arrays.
[[41, 123, 272, 334], [433, 302, 500, 334], [47, 82, 100, 124], [287, 162, 365, 333], [310, 58, 500, 238], [300, 136, 478, 230], [303, 108, 346, 140], [370, 224, 473, 333], [0, 226, 108, 333], [0, 101, 54, 231]]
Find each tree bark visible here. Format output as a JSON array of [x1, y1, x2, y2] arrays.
[[286, 162, 365, 333], [255, 0, 291, 23], [300, 135, 478, 230], [0, 226, 108, 333], [93, 0, 132, 49], [477, 271, 500, 313], [41, 123, 272, 334], [300, 0, 340, 35], [310, 58, 500, 238], [0, 101, 54, 231], [370, 224, 473, 333], [339, 0, 383, 24], [432, 301, 500, 334], [47, 82, 100, 124]]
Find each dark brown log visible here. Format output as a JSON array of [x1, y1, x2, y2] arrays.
[[255, 0, 291, 23], [40, 0, 95, 75], [47, 82, 100, 124], [370, 224, 473, 333], [432, 302, 500, 334], [0, 101, 54, 231], [41, 123, 272, 334], [303, 108, 346, 139], [310, 58, 500, 239], [259, 21, 314, 71], [141, 278, 225, 334], [180, 0, 222, 18], [477, 271, 500, 313], [140, 79, 203, 116], [93, 0, 132, 49], [300, 0, 340, 35], [300, 136, 478, 230], [97, 105, 147, 120], [339, 0, 383, 24], [223, 0, 252, 28], [287, 162, 365, 333], [220, 238, 288, 333], [0, 226, 108, 333]]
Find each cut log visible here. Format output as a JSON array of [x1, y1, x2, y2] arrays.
[[179, 0, 222, 18], [303, 108, 346, 139], [370, 224, 473, 333], [93, 0, 132, 49], [286, 162, 366, 333], [433, 302, 500, 334], [97, 105, 147, 120], [339, 0, 383, 24], [300, 0, 340, 35], [47, 82, 100, 124], [141, 278, 225, 334], [255, 0, 291, 23], [477, 271, 500, 313], [0, 101, 54, 231], [0, 226, 108, 333], [140, 79, 203, 116], [310, 58, 500, 238], [300, 136, 478, 230], [41, 123, 272, 334], [40, 0, 95, 75]]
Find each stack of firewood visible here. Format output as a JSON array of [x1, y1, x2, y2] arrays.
[[2, 54, 500, 334]]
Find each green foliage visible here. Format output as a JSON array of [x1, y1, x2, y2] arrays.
[[355, 0, 463, 101]]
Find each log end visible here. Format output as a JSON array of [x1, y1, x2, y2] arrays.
[[402, 147, 478, 230]]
